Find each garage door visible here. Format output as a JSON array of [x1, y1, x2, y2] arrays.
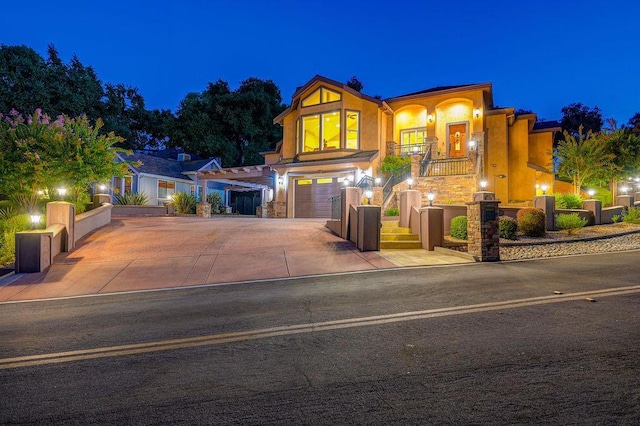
[[294, 177, 342, 218]]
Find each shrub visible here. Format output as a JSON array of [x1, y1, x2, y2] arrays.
[[450, 215, 468, 240], [517, 207, 546, 237], [206, 191, 223, 213], [0, 205, 18, 221], [499, 216, 518, 240], [385, 207, 399, 216], [555, 213, 587, 235], [114, 192, 150, 206], [555, 193, 583, 209], [172, 191, 196, 214], [622, 207, 640, 224], [380, 155, 411, 173], [0, 230, 16, 266], [611, 214, 621, 223], [0, 214, 32, 233]]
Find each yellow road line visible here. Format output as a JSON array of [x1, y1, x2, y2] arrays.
[[2, 285, 639, 370]]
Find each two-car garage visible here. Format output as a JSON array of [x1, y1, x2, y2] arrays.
[[293, 177, 343, 218]]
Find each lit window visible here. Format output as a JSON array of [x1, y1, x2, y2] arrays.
[[297, 179, 313, 185], [400, 128, 426, 155], [302, 115, 320, 152], [316, 178, 333, 184], [301, 111, 341, 153], [302, 87, 342, 107], [322, 112, 340, 150], [346, 111, 359, 149], [158, 180, 175, 199]]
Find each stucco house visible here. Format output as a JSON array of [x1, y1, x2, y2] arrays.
[[112, 151, 224, 206], [257, 75, 559, 218]]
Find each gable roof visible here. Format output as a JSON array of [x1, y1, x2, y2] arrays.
[[118, 153, 220, 181], [384, 82, 493, 103]]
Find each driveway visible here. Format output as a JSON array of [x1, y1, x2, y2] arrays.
[[0, 216, 471, 302]]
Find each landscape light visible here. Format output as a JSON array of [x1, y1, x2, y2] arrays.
[[57, 187, 67, 198], [364, 190, 373, 205], [407, 178, 414, 190], [30, 213, 41, 230], [99, 184, 107, 191], [620, 186, 629, 195], [540, 184, 548, 195], [587, 189, 595, 198], [480, 179, 487, 190], [427, 190, 435, 207]]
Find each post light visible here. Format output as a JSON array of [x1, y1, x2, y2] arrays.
[[365, 190, 373, 205], [620, 185, 629, 195], [427, 190, 435, 207], [540, 183, 548, 195], [635, 177, 640, 183], [468, 139, 477, 150], [30, 213, 41, 230], [413, 145, 419, 154], [99, 184, 107, 191], [374, 177, 381, 186], [428, 114, 434, 123], [587, 189, 595, 199], [474, 108, 481, 118], [57, 187, 67, 198], [407, 178, 414, 190], [37, 189, 44, 196], [479, 179, 488, 190], [277, 176, 284, 186]]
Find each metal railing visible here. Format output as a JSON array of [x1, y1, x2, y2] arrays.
[[422, 158, 469, 176], [397, 142, 427, 156], [329, 194, 341, 219], [383, 163, 411, 204], [419, 145, 432, 177]]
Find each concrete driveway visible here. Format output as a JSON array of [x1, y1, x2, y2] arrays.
[[0, 216, 471, 301]]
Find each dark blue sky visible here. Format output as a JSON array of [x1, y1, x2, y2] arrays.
[[2, 0, 638, 123]]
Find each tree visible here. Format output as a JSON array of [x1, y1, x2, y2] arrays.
[[627, 112, 640, 136], [100, 83, 153, 150], [0, 109, 129, 201], [172, 78, 285, 166], [0, 45, 50, 115], [346, 76, 364, 92], [560, 102, 603, 136], [554, 127, 616, 193]]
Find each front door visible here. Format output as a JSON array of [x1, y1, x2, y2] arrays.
[[448, 123, 468, 158]]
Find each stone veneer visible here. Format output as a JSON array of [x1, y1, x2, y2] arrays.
[[391, 175, 478, 209], [466, 198, 500, 261], [266, 201, 287, 218]]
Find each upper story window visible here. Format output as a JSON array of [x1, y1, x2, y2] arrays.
[[301, 87, 342, 107], [300, 111, 341, 152], [346, 111, 359, 150]]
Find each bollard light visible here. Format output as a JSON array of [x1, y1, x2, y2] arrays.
[[99, 184, 107, 191], [407, 178, 414, 190], [620, 185, 629, 195], [587, 189, 595, 198], [365, 190, 373, 205], [540, 184, 548, 195], [30, 213, 41, 230], [480, 179, 487, 190], [375, 177, 381, 186], [57, 187, 67, 198], [427, 190, 435, 207]]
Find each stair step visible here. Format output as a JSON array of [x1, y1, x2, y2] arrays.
[[381, 220, 400, 227], [381, 233, 420, 241], [381, 227, 412, 234], [380, 240, 423, 249]]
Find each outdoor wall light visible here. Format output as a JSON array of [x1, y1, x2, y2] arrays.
[[620, 186, 629, 195], [427, 190, 435, 207], [277, 176, 284, 185], [30, 213, 41, 230], [375, 177, 381, 186], [474, 108, 481, 118], [407, 178, 414, 189], [480, 179, 488, 190], [540, 184, 549, 195], [587, 189, 595, 198], [365, 190, 373, 205], [428, 114, 434, 123]]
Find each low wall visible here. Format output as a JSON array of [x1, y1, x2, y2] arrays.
[[437, 204, 467, 235], [75, 203, 113, 242], [602, 206, 624, 224], [555, 208, 592, 224], [112, 205, 169, 216], [410, 206, 421, 236]]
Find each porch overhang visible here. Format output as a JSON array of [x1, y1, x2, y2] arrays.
[[197, 165, 273, 189]]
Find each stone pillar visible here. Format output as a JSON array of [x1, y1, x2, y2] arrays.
[[399, 190, 421, 228], [419, 207, 444, 251], [634, 192, 640, 203], [341, 187, 362, 239], [15, 231, 52, 273], [617, 195, 634, 209], [582, 199, 602, 225], [372, 187, 383, 207], [197, 202, 211, 218], [533, 195, 555, 231], [93, 194, 111, 208], [466, 193, 500, 262], [46, 201, 75, 251]]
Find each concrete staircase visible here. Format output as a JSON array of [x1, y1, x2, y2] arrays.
[[380, 220, 422, 249]]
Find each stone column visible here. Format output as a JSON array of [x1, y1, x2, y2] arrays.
[[197, 203, 211, 218], [399, 189, 421, 228], [533, 195, 555, 231], [46, 201, 75, 251], [582, 199, 602, 225], [419, 207, 444, 251], [634, 192, 640, 203], [372, 187, 383, 207], [466, 192, 500, 262]]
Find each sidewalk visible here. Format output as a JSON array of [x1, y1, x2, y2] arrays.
[[0, 216, 472, 302]]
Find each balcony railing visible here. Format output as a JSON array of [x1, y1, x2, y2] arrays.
[[422, 158, 469, 176], [397, 142, 427, 156]]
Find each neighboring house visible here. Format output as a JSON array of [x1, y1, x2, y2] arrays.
[[112, 151, 223, 206], [256, 75, 559, 218]]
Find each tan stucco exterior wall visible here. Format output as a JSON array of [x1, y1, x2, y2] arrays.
[[508, 118, 535, 202], [485, 113, 509, 202]]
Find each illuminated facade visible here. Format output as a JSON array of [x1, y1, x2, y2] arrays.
[[265, 75, 559, 218]]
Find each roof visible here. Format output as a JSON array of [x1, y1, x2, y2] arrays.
[[118, 153, 219, 181], [384, 82, 493, 103], [532, 120, 562, 131]]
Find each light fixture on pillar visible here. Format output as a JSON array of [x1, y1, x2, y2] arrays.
[[468, 139, 477, 150], [479, 179, 488, 190], [30, 213, 41, 230], [99, 184, 107, 192], [407, 178, 414, 190], [540, 183, 548, 195], [620, 185, 629, 195], [277, 176, 284, 186], [413, 145, 419, 154], [57, 187, 67, 199], [587, 189, 595, 199], [428, 114, 434, 123], [365, 190, 373, 205], [427, 190, 435, 207], [374, 177, 381, 186], [474, 108, 481, 118]]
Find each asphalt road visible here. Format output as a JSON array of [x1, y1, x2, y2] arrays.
[[1, 251, 639, 424]]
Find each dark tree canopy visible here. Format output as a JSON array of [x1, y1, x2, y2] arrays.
[[346, 76, 364, 92], [627, 112, 640, 135], [560, 102, 603, 136]]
